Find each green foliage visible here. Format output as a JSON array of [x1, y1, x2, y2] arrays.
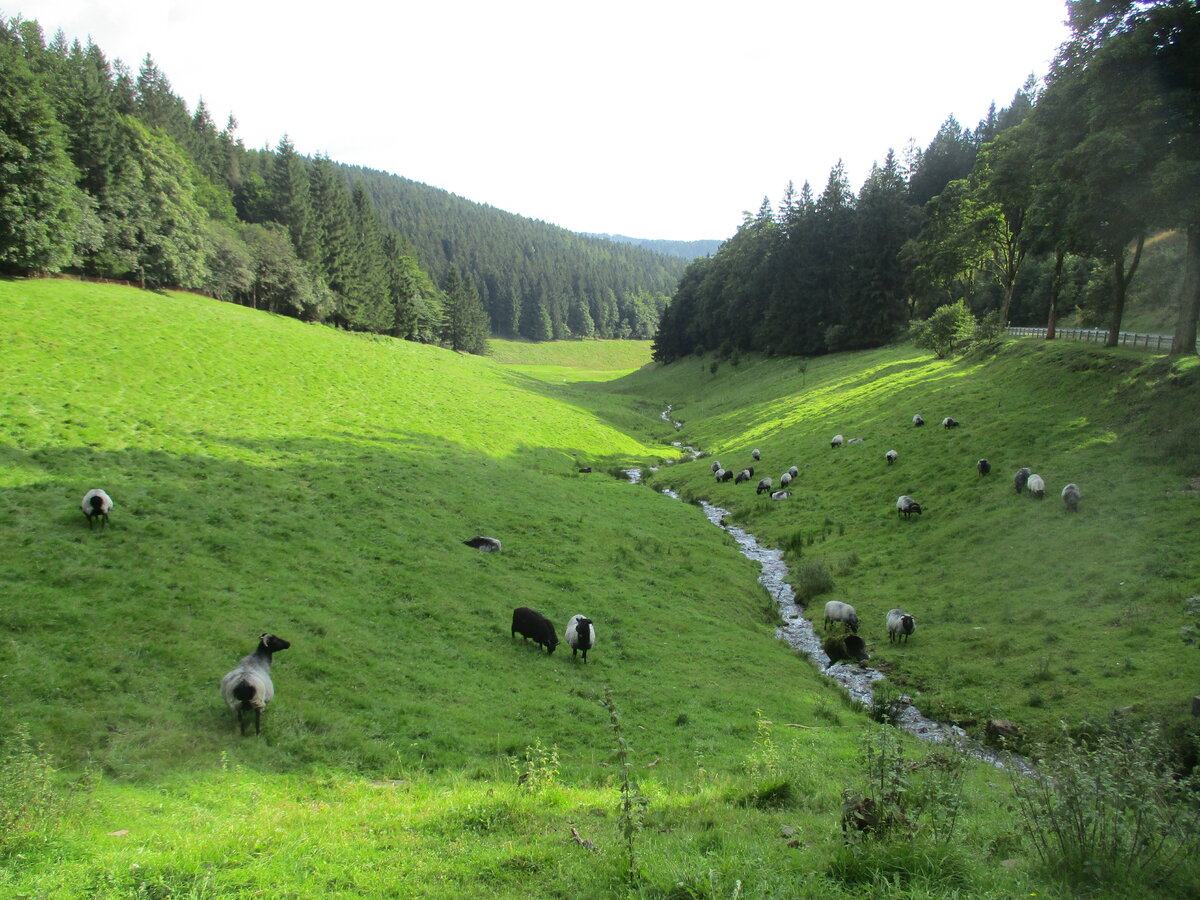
[[792, 560, 835, 604], [507, 738, 558, 792], [603, 689, 648, 889], [910, 299, 976, 358], [1012, 719, 1200, 890], [0, 725, 57, 854]]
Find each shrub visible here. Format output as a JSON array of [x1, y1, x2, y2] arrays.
[[912, 300, 976, 359], [793, 560, 834, 604], [0, 724, 57, 853]]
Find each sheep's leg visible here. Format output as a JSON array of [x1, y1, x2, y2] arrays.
[[254, 707, 262, 736]]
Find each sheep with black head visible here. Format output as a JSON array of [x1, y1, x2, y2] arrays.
[[564, 614, 595, 663], [220, 633, 291, 736]]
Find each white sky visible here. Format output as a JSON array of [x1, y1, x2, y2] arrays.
[[11, 1, 1072, 241]]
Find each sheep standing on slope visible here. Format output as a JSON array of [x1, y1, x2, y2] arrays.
[[913, 415, 925, 427], [1027, 474, 1046, 499], [564, 614, 595, 663], [831, 434, 844, 448], [752, 449, 761, 461], [81, 489, 113, 529], [787, 466, 799, 480], [756, 477, 773, 495], [464, 536, 502, 552], [885, 450, 898, 465], [511, 607, 558, 654], [220, 633, 291, 736], [735, 468, 753, 484], [1014, 467, 1032, 494], [942, 417, 959, 429], [977, 459, 991, 476], [823, 600, 859, 633], [770, 490, 792, 500], [780, 471, 793, 489], [714, 468, 727, 483], [710, 460, 722, 473], [1062, 483, 1081, 512], [896, 495, 922, 519], [886, 609, 916, 643]]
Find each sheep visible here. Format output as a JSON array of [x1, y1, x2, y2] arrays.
[[81, 489, 113, 529], [464, 536, 502, 552], [756, 477, 773, 495], [710, 460, 722, 473], [822, 634, 868, 668], [220, 633, 291, 736], [831, 434, 844, 448], [885, 450, 898, 465], [734, 468, 753, 484], [942, 417, 959, 429], [787, 466, 799, 480], [913, 415, 925, 427], [1013, 467, 1032, 494], [1027, 474, 1045, 499], [1062, 483, 1081, 512], [780, 471, 792, 489], [717, 468, 734, 482], [823, 600, 859, 633], [752, 449, 761, 461], [977, 458, 991, 476], [578, 467, 593, 473], [713, 468, 726, 482], [511, 607, 558, 654], [896, 495, 922, 519], [564, 614, 595, 663], [770, 490, 791, 500], [886, 609, 916, 644], [848, 437, 864, 445]]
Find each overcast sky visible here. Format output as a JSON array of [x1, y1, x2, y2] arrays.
[[13, 1, 1072, 241]]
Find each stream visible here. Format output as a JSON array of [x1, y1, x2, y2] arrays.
[[630, 409, 1034, 774]]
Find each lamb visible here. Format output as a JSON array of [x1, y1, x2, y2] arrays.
[[756, 477, 773, 495], [752, 449, 761, 461], [831, 434, 844, 448], [1062, 483, 1081, 512], [885, 450, 898, 465], [822, 634, 868, 668], [1027, 474, 1046, 499], [913, 415, 925, 427], [511, 607, 558, 654], [823, 600, 859, 633], [896, 495, 922, 518], [1013, 467, 1032, 494], [770, 490, 791, 500], [779, 471, 792, 489], [886, 609, 916, 644], [787, 466, 799, 479], [220, 633, 291, 736], [977, 458, 991, 476], [81, 489, 113, 529], [464, 536, 502, 552], [564, 614, 595, 663], [942, 417, 959, 429]]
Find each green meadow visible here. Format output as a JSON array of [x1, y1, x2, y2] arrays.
[[1, 278, 1197, 898]]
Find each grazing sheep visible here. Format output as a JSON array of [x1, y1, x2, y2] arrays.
[[1013, 467, 1032, 494], [717, 468, 733, 482], [780, 471, 793, 489], [896, 495, 922, 519], [578, 467, 593, 473], [770, 490, 791, 500], [564, 614, 595, 663], [756, 477, 773, 495], [823, 600, 860, 633], [1027, 474, 1046, 499], [735, 468, 753, 484], [831, 434, 844, 448], [511, 607, 558, 654], [752, 449, 761, 461], [913, 415, 925, 427], [1062, 483, 1081, 512], [711, 460, 722, 473], [714, 468, 726, 482], [886, 609, 916, 644], [885, 450, 898, 465], [977, 458, 991, 476], [848, 437, 864, 445], [787, 466, 799, 479], [81, 489, 113, 529], [942, 417, 959, 429], [464, 536, 502, 552], [822, 634, 869, 668], [220, 633, 291, 736]]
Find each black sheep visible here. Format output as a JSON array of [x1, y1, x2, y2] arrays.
[[511, 607, 558, 654]]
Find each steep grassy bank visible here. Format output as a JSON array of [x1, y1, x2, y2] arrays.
[[611, 343, 1200, 750]]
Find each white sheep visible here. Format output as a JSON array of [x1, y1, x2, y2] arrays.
[[564, 614, 595, 663], [831, 434, 844, 448], [913, 415, 925, 427], [710, 460, 722, 473], [780, 471, 793, 489], [220, 633, 291, 736], [787, 466, 799, 479], [896, 495, 922, 519], [886, 609, 916, 644], [1027, 474, 1046, 499], [823, 600, 859, 633], [942, 417, 959, 429], [770, 490, 792, 500], [81, 489, 113, 529], [885, 450, 898, 465], [1062, 483, 1081, 512], [752, 449, 761, 461]]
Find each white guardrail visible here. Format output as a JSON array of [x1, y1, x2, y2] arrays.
[[1005, 326, 1190, 352]]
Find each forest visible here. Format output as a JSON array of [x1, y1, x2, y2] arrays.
[[0, 16, 681, 353], [652, 0, 1200, 363]]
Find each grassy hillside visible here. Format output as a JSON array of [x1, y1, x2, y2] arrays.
[[1, 279, 1196, 898], [613, 343, 1200, 749]]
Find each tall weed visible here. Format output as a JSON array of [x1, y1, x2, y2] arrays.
[[0, 725, 57, 854]]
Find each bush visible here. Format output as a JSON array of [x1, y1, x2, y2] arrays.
[[911, 300, 976, 359], [0, 725, 57, 853], [793, 560, 834, 603]]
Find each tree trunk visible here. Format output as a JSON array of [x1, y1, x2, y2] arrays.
[[1105, 235, 1144, 348], [1046, 250, 1065, 340], [1170, 224, 1200, 356]]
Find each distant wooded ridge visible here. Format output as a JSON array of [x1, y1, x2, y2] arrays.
[[586, 234, 723, 260], [0, 15, 684, 353]]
